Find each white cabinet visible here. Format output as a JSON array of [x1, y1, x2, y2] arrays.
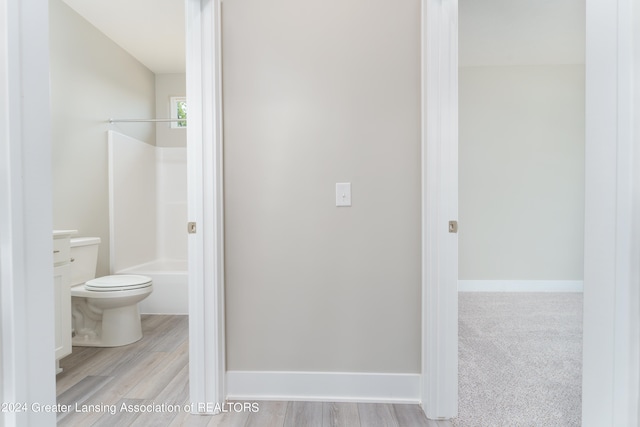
[[53, 264, 71, 361], [53, 230, 76, 373]]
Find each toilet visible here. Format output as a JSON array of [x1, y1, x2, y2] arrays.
[[70, 237, 153, 347]]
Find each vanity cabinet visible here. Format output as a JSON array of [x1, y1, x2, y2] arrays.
[[53, 230, 76, 373]]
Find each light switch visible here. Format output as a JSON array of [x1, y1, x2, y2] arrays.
[[336, 182, 351, 207]]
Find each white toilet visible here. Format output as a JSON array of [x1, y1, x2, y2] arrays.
[[70, 237, 153, 347]]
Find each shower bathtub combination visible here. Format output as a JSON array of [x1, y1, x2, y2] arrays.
[[119, 260, 188, 314], [109, 131, 188, 315]]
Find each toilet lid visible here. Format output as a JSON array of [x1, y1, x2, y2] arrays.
[[85, 274, 152, 292]]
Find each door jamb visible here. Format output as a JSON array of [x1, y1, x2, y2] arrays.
[[421, 0, 459, 419], [186, 0, 226, 411], [0, 0, 56, 424]]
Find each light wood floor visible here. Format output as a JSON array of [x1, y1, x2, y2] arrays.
[[57, 315, 451, 427]]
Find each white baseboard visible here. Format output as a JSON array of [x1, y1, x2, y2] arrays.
[[226, 371, 421, 404], [458, 280, 583, 292]]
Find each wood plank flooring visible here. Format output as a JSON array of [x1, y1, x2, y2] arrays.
[[57, 315, 450, 427]]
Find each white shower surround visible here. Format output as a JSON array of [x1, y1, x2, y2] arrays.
[[108, 130, 187, 314]]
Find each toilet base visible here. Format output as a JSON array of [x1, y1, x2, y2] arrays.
[[71, 304, 142, 347], [72, 297, 145, 347]]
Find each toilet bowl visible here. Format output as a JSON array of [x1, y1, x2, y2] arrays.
[[70, 237, 153, 347]]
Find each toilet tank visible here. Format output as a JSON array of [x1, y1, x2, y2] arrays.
[[70, 237, 101, 286]]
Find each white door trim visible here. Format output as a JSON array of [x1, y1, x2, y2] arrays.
[[186, 0, 226, 412], [0, 0, 56, 424], [421, 0, 459, 419], [582, 0, 640, 425]]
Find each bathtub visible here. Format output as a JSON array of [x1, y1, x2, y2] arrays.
[[118, 259, 188, 314]]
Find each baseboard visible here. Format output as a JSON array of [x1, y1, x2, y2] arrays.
[[226, 371, 421, 404], [458, 280, 583, 292]]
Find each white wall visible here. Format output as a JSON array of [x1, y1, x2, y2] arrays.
[[223, 0, 421, 373], [155, 73, 186, 148], [459, 64, 585, 282], [50, 0, 156, 276]]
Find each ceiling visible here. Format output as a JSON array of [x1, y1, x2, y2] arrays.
[[62, 0, 185, 74], [61, 0, 585, 73]]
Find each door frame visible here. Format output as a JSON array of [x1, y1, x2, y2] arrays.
[[0, 0, 57, 424], [0, 0, 637, 424], [421, 0, 459, 419], [186, 0, 226, 409], [582, 0, 640, 425]]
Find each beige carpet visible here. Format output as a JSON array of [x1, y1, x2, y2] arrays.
[[453, 292, 582, 427]]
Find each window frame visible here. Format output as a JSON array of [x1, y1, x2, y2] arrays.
[[170, 96, 187, 128]]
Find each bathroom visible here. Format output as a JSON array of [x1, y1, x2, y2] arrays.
[[49, 0, 188, 343]]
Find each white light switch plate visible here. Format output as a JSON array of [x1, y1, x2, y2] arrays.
[[336, 182, 351, 207]]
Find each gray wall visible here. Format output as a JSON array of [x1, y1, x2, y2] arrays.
[[50, 0, 156, 276], [459, 64, 585, 281], [155, 73, 186, 148], [223, 0, 421, 373]]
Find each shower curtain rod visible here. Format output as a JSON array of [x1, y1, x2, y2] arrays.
[[108, 118, 187, 123]]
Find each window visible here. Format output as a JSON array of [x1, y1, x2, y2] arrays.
[[170, 96, 187, 128]]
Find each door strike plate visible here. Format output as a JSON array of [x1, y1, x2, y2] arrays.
[[448, 220, 458, 233], [187, 222, 197, 234]]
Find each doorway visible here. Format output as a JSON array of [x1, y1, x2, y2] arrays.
[[49, 0, 191, 422], [456, 0, 585, 423]]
